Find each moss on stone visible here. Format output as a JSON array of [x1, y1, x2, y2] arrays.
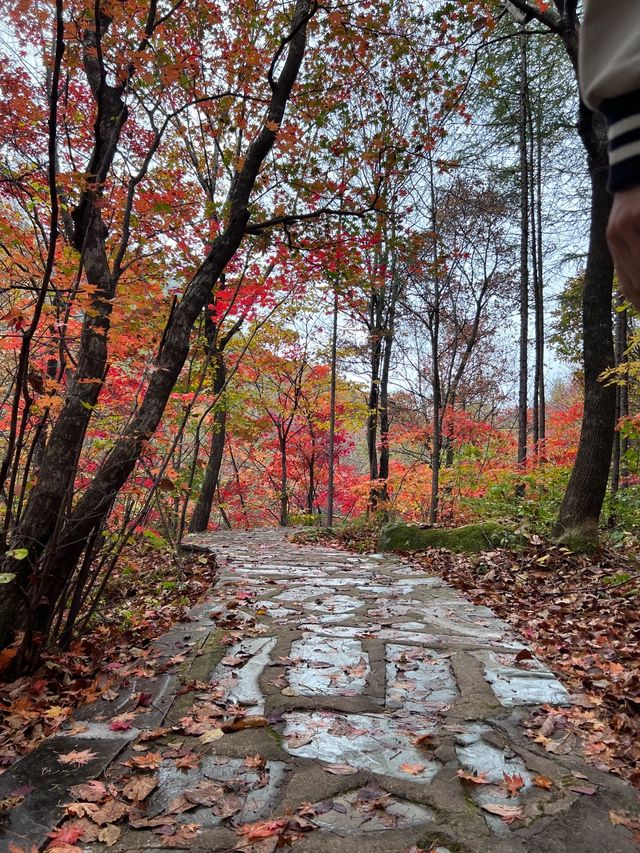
[[378, 521, 505, 554]]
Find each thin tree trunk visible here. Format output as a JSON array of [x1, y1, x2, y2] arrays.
[[326, 290, 338, 527], [610, 297, 628, 495], [279, 435, 289, 527], [189, 352, 227, 532], [517, 30, 529, 485]]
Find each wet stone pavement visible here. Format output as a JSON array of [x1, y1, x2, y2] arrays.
[[1, 529, 639, 852]]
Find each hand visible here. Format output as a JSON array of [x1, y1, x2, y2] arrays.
[[606, 185, 640, 310]]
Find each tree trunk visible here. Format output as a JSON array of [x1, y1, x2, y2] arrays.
[[279, 435, 289, 527], [326, 290, 338, 526], [189, 352, 227, 532], [610, 298, 628, 495], [555, 106, 615, 539], [517, 30, 529, 484]]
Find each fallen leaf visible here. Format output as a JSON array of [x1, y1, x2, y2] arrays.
[[609, 810, 640, 840], [57, 749, 97, 767], [238, 817, 289, 840], [322, 763, 358, 775], [457, 769, 491, 785], [502, 772, 525, 796], [533, 775, 554, 790], [480, 802, 525, 823], [109, 719, 133, 732], [48, 825, 85, 844], [399, 762, 425, 775], [199, 728, 224, 743], [122, 774, 158, 802], [412, 733, 435, 749], [64, 801, 99, 819], [91, 798, 130, 825], [127, 751, 162, 770], [69, 779, 107, 803], [97, 824, 122, 846]]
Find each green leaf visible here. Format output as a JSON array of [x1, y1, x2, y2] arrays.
[[0, 573, 16, 584], [4, 548, 28, 560]]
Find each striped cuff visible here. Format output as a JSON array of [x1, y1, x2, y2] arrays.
[[601, 88, 640, 192]]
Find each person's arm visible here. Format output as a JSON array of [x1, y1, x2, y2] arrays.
[[580, 0, 640, 309]]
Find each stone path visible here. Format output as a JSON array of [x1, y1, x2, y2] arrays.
[[1, 529, 638, 852]]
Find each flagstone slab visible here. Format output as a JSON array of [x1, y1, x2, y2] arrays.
[[287, 637, 370, 697], [282, 711, 440, 781]]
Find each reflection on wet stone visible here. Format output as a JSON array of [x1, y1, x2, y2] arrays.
[[311, 785, 434, 834], [210, 636, 276, 715], [471, 649, 570, 707], [283, 711, 440, 781], [386, 644, 457, 712], [287, 637, 370, 696]]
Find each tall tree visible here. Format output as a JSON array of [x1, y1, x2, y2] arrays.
[[500, 0, 616, 540]]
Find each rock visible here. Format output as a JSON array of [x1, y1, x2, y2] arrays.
[[378, 521, 505, 554]]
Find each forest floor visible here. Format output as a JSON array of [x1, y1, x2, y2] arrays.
[[1, 528, 639, 852]]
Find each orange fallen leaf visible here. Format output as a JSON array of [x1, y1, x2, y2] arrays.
[[533, 774, 554, 790], [238, 817, 289, 840], [457, 768, 491, 784], [399, 762, 426, 775], [127, 751, 162, 770]]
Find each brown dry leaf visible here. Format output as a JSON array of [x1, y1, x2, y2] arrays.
[[222, 716, 268, 733], [90, 798, 130, 826], [286, 733, 313, 749], [609, 810, 640, 840], [174, 751, 200, 770], [57, 748, 97, 766], [122, 773, 158, 802], [457, 768, 491, 785], [322, 763, 358, 775], [184, 782, 225, 808], [244, 753, 265, 769], [68, 781, 108, 803], [97, 824, 122, 847], [533, 774, 554, 790], [399, 762, 425, 776], [137, 726, 172, 742], [237, 817, 289, 841], [129, 813, 178, 830], [569, 785, 598, 795], [199, 728, 224, 743], [212, 793, 243, 818], [412, 733, 435, 749], [156, 822, 201, 848], [480, 802, 525, 823], [64, 801, 99, 819]]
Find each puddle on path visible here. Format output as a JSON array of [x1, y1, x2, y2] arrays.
[[311, 785, 434, 834], [210, 637, 276, 714], [283, 711, 440, 782], [386, 644, 457, 712], [456, 723, 533, 836], [472, 650, 570, 707], [287, 637, 370, 697], [146, 755, 286, 828]]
